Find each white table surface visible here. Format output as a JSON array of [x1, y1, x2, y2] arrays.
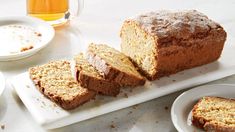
[[0, 0, 235, 131]]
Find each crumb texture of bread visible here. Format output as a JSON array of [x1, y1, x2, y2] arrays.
[[192, 96, 235, 132], [86, 43, 145, 87], [120, 10, 227, 80], [74, 53, 120, 96], [29, 60, 95, 110]]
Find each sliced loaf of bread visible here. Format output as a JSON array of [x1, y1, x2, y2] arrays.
[[192, 96, 235, 132], [86, 43, 145, 87], [29, 60, 96, 110], [74, 53, 120, 96]]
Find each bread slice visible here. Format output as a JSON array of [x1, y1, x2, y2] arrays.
[[29, 60, 96, 110], [74, 53, 120, 96], [120, 10, 226, 80], [192, 96, 235, 132], [86, 43, 145, 87]]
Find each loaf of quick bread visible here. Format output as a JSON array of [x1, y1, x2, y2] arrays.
[[192, 96, 235, 132], [120, 10, 227, 80], [29, 60, 96, 110]]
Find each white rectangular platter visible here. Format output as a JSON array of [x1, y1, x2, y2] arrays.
[[10, 44, 235, 129]]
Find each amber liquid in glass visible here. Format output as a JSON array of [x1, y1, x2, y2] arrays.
[[27, 0, 69, 26]]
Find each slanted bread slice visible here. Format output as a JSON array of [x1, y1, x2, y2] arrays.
[[74, 53, 120, 96], [86, 43, 145, 87], [29, 60, 96, 110]]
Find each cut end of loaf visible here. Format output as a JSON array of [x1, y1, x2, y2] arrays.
[[120, 20, 158, 80]]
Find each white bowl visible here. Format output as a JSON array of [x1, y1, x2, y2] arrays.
[[171, 84, 235, 132]]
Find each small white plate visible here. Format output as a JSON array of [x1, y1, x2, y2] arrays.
[[0, 71, 5, 96], [171, 84, 235, 132], [0, 16, 55, 61]]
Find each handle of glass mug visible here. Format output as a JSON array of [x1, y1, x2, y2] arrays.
[[68, 0, 84, 20]]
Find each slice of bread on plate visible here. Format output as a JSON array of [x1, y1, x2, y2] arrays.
[[86, 43, 145, 87], [29, 60, 96, 110], [192, 96, 235, 132], [74, 53, 120, 96]]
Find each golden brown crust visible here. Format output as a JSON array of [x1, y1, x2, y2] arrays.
[[192, 97, 235, 132], [86, 44, 145, 87], [120, 10, 227, 80], [29, 61, 96, 110]]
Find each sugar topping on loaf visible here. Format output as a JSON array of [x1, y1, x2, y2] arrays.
[[132, 10, 221, 39]]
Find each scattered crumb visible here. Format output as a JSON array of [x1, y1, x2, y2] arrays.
[[1, 124, 5, 130], [41, 101, 46, 106], [53, 103, 57, 107], [20, 45, 34, 52], [26, 85, 30, 88], [132, 104, 139, 109], [34, 32, 42, 37], [164, 106, 169, 110], [172, 79, 176, 82], [128, 111, 133, 115], [124, 93, 128, 98], [129, 89, 133, 93], [37, 33, 42, 37], [36, 98, 39, 101], [156, 121, 159, 123], [110, 124, 115, 129]]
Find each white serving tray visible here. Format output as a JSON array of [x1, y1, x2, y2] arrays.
[[9, 41, 235, 129]]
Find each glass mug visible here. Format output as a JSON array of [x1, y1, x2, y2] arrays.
[[27, 0, 83, 27]]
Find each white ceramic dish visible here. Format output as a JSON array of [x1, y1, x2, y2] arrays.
[[171, 84, 235, 132], [0, 71, 5, 96], [0, 16, 55, 61], [10, 61, 235, 129]]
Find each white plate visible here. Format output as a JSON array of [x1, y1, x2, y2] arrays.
[[0, 16, 55, 61], [171, 84, 235, 132], [0, 71, 5, 96], [10, 61, 235, 129]]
